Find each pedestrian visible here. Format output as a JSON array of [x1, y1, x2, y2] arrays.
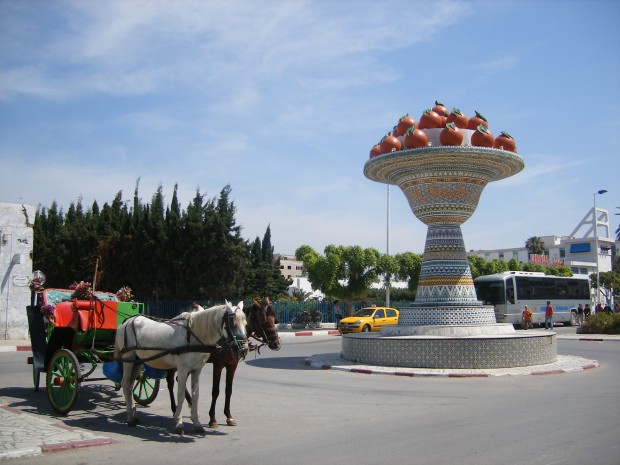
[[577, 303, 585, 326], [334, 300, 343, 327], [584, 303, 591, 318], [545, 301, 554, 330], [522, 305, 533, 330], [191, 301, 204, 312], [595, 302, 603, 314]]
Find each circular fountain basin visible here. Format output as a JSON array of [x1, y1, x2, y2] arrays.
[[342, 325, 556, 369]]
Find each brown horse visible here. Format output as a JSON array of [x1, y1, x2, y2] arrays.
[[166, 298, 281, 428]]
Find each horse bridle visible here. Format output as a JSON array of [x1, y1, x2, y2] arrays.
[[220, 305, 249, 360], [247, 304, 280, 353]]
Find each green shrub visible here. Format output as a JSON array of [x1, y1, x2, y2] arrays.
[[577, 312, 620, 335]]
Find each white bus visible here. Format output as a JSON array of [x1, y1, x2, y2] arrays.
[[473, 271, 591, 327]]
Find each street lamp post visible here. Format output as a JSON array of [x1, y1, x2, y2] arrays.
[[386, 185, 391, 307], [593, 189, 607, 306]]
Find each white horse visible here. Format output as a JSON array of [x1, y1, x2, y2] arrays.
[[114, 300, 248, 434]]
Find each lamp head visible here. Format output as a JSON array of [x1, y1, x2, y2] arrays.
[[597, 189, 607, 195]]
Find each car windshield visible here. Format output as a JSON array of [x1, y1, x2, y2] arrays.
[[354, 308, 376, 317]]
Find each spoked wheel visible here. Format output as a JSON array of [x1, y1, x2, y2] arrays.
[[133, 368, 160, 406], [46, 349, 81, 415], [291, 319, 304, 330]]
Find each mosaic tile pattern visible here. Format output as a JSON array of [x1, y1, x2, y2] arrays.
[[342, 333, 557, 369], [416, 225, 478, 304], [359, 144, 534, 369], [398, 305, 497, 325], [364, 146, 524, 323]]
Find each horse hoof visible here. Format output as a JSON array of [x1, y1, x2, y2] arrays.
[[208, 420, 218, 428], [175, 425, 184, 435], [226, 418, 236, 427]]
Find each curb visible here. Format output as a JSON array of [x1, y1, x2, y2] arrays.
[[3, 332, 620, 352], [6, 332, 620, 351], [304, 354, 600, 378], [0, 331, 342, 351], [280, 330, 340, 338]]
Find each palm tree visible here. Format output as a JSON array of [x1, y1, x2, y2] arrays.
[[525, 236, 546, 256]]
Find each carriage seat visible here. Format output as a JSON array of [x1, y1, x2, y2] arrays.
[[52, 300, 119, 331]]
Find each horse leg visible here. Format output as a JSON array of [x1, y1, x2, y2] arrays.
[[166, 369, 177, 414], [166, 368, 192, 414], [121, 362, 141, 426], [208, 363, 223, 428], [223, 360, 239, 426], [173, 370, 189, 435], [189, 367, 205, 434]]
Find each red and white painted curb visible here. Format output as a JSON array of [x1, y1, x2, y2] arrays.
[[280, 330, 340, 338], [304, 354, 600, 378]]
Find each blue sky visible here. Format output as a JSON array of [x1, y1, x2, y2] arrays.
[[1, 0, 618, 256]]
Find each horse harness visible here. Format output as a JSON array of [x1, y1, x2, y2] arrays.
[[118, 306, 247, 364]]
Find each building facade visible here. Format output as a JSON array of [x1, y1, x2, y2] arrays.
[[0, 203, 36, 340], [274, 253, 305, 280], [467, 207, 616, 278]]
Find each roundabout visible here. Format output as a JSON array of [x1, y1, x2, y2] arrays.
[[306, 349, 598, 378]]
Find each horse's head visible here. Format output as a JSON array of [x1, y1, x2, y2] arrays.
[[247, 298, 281, 351], [222, 300, 249, 359]]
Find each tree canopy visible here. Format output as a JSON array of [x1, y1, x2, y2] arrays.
[[295, 244, 384, 315], [525, 236, 546, 255], [33, 183, 290, 302]]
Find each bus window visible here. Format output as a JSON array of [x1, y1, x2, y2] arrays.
[[474, 280, 505, 305], [506, 278, 515, 304]]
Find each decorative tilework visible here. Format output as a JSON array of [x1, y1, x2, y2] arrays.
[[358, 144, 534, 370], [398, 305, 496, 325], [363, 146, 524, 312], [341, 333, 557, 369]]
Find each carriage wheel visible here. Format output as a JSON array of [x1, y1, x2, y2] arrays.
[[133, 369, 160, 406], [46, 349, 81, 415]]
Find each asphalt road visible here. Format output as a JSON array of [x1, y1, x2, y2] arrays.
[[1, 329, 619, 465]]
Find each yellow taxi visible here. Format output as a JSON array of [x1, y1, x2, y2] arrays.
[[338, 307, 399, 334]]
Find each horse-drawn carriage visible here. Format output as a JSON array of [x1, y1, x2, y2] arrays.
[[26, 287, 162, 414], [25, 281, 281, 434]]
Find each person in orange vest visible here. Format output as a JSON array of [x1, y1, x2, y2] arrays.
[[545, 301, 554, 330], [521, 305, 533, 330]]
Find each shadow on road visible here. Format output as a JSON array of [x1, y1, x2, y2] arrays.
[[244, 356, 313, 370], [0, 384, 226, 443]]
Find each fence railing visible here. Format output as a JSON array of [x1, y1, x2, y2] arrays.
[[143, 299, 414, 324]]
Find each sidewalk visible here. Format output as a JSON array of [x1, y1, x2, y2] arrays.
[[0, 405, 117, 460]]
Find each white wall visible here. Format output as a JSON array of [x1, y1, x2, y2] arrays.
[[0, 203, 36, 340]]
